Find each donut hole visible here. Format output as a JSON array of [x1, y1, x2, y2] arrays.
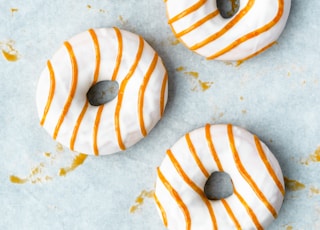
[[204, 171, 234, 200], [216, 0, 240, 19], [87, 80, 119, 106]]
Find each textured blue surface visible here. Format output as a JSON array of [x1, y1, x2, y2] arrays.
[[0, 0, 319, 229]]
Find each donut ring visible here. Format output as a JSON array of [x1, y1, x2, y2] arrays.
[[154, 124, 285, 229], [36, 28, 168, 156], [165, 0, 291, 61]]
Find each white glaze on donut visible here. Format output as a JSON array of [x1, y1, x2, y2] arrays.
[[154, 124, 285, 230], [37, 28, 168, 156], [165, 0, 291, 61]]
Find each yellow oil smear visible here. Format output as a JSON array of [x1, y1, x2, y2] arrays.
[[286, 226, 293, 230], [130, 190, 155, 213], [59, 153, 88, 176], [9, 175, 28, 184], [87, 4, 92, 8], [0, 40, 19, 62], [198, 80, 213, 91], [10, 163, 52, 184], [303, 147, 320, 165], [310, 186, 320, 195], [10, 8, 19, 16], [284, 177, 305, 191]]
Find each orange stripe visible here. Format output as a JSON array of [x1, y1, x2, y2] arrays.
[[205, 124, 223, 171], [207, 0, 284, 59], [157, 167, 191, 230], [168, 0, 207, 24], [92, 28, 123, 155], [111, 27, 123, 81], [254, 135, 285, 196], [236, 41, 277, 65], [234, 188, 263, 230], [190, 0, 255, 51], [40, 60, 56, 126], [227, 124, 278, 218], [138, 53, 159, 136], [160, 72, 168, 117], [115, 36, 144, 150], [205, 124, 241, 229], [185, 133, 210, 178], [70, 101, 89, 151], [176, 10, 219, 38], [167, 149, 217, 229], [69, 29, 101, 151], [93, 106, 104, 155], [153, 193, 168, 227], [221, 199, 241, 230], [53, 42, 78, 140]]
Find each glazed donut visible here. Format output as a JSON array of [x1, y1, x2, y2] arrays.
[[36, 28, 168, 156], [154, 124, 285, 229], [164, 0, 291, 61]]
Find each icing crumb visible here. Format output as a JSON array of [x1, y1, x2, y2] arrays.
[[118, 15, 128, 25], [87, 4, 92, 9], [56, 143, 64, 152], [168, 37, 180, 46], [240, 96, 244, 101], [10, 8, 19, 16], [130, 190, 154, 213], [310, 186, 320, 196], [284, 177, 305, 191], [241, 110, 247, 114], [0, 40, 19, 62], [59, 153, 88, 176], [198, 80, 213, 91], [175, 66, 186, 72], [184, 71, 199, 79], [286, 226, 293, 230]]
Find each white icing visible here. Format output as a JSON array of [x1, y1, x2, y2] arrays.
[[165, 0, 291, 61], [154, 124, 285, 230], [36, 28, 168, 155]]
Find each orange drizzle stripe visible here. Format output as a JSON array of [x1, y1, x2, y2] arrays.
[[160, 72, 168, 117], [69, 29, 101, 152], [154, 193, 168, 227], [111, 27, 123, 81], [176, 10, 219, 38], [234, 188, 263, 230], [115, 36, 144, 150], [92, 28, 123, 155], [167, 149, 217, 229], [158, 167, 191, 229], [254, 135, 285, 196], [138, 53, 159, 137], [205, 124, 223, 171], [70, 101, 89, 151], [53, 42, 78, 140], [190, 0, 255, 51], [93, 106, 104, 155], [205, 124, 241, 229], [168, 0, 207, 24], [221, 199, 241, 230], [227, 124, 278, 218], [185, 133, 210, 178], [236, 41, 277, 65], [206, 0, 284, 59], [40, 60, 56, 126]]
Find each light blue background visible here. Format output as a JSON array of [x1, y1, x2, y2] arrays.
[[0, 0, 319, 229]]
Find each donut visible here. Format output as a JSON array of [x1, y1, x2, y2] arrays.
[[154, 124, 285, 229], [36, 28, 168, 156], [164, 0, 291, 61]]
